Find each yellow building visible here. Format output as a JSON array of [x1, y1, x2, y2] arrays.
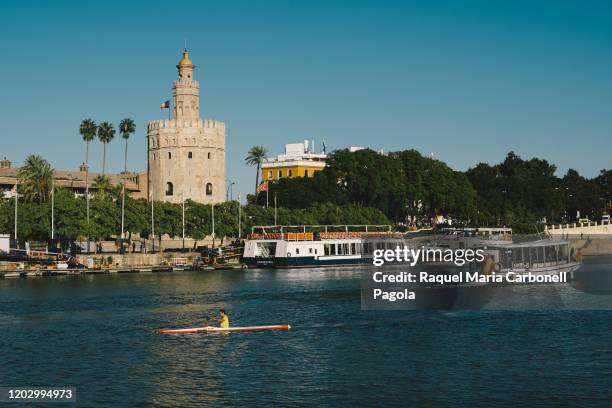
[[262, 140, 327, 181]]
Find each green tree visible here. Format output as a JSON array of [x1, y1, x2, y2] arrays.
[[184, 200, 212, 247], [92, 174, 112, 197], [53, 188, 86, 243], [88, 195, 119, 240], [562, 169, 603, 221], [119, 118, 136, 173], [215, 201, 240, 244], [18, 201, 50, 242], [18, 154, 54, 203], [97, 122, 115, 174], [245, 145, 268, 195], [595, 169, 612, 213]]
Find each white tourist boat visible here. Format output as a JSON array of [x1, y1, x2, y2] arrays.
[[412, 230, 582, 283], [480, 239, 582, 278], [242, 225, 404, 268], [434, 227, 513, 249]]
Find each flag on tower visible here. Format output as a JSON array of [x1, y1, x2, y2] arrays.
[[256, 181, 268, 194], [160, 100, 170, 109]]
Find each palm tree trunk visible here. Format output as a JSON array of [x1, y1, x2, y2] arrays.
[[85, 140, 90, 253], [124, 139, 128, 173], [255, 163, 260, 195], [102, 143, 107, 174]]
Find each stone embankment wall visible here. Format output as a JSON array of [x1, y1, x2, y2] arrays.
[[76, 252, 200, 267]]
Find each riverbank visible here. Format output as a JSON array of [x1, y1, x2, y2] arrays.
[[0, 264, 247, 278]]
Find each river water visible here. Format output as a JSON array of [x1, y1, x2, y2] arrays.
[[1, 257, 612, 407]]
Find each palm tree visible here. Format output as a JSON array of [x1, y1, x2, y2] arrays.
[[118, 118, 135, 253], [119, 118, 136, 173], [79, 118, 97, 172], [18, 155, 54, 203], [245, 146, 268, 195], [92, 174, 111, 196], [79, 119, 97, 253], [97, 122, 115, 174]]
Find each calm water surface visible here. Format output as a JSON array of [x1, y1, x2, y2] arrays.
[[2, 258, 612, 407]]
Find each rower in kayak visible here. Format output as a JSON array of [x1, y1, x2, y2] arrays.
[[219, 309, 229, 328]]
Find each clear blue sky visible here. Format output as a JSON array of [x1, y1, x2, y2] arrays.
[[1, 0, 610, 197]]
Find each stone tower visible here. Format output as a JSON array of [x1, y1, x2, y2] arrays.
[[147, 50, 226, 204]]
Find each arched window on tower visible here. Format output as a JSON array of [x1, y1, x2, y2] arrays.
[[207, 152, 211, 159], [166, 182, 174, 196], [206, 183, 213, 196], [168, 152, 172, 159]]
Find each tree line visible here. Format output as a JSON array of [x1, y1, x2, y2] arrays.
[[251, 148, 611, 232], [1, 162, 390, 247]]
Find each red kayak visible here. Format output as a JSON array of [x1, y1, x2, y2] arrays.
[[158, 324, 291, 334]]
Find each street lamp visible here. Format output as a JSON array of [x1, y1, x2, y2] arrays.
[[226, 181, 235, 201]]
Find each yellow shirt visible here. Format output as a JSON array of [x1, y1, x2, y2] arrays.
[[219, 314, 229, 328]]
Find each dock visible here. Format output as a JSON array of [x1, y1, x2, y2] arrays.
[[0, 264, 247, 278]]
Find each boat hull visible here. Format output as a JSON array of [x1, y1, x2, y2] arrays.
[[243, 256, 371, 269], [158, 324, 291, 334]]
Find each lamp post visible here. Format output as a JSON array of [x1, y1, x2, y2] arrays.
[[211, 196, 215, 248], [274, 192, 277, 226], [150, 193, 155, 253], [226, 181, 235, 201], [120, 180, 125, 254], [182, 193, 186, 250], [14, 182, 18, 247], [238, 193, 241, 239], [51, 177, 55, 242]]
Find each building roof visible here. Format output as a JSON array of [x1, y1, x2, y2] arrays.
[[0, 167, 141, 191]]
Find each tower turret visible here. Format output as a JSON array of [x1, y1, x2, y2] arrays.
[[172, 49, 200, 120]]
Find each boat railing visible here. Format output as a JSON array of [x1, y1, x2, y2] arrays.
[[246, 231, 403, 241], [251, 224, 393, 234]]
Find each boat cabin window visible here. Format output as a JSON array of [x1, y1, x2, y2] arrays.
[[296, 248, 300, 255], [309, 248, 313, 254]]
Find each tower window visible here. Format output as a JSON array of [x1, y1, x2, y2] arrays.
[[188, 152, 193, 159], [153, 154, 156, 161], [166, 182, 174, 196], [206, 183, 213, 196], [168, 152, 172, 159], [207, 152, 211, 159]]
